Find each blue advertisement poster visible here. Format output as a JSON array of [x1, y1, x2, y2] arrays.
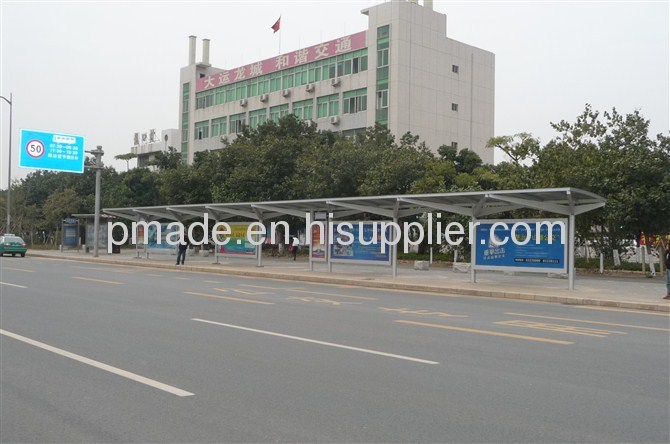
[[329, 221, 392, 265], [19, 129, 85, 173], [63, 224, 79, 247], [147, 223, 179, 252], [474, 219, 567, 273]]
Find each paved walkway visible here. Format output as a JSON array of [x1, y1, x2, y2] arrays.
[[28, 249, 670, 312]]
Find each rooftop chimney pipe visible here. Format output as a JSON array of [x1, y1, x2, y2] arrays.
[[188, 35, 196, 65], [202, 38, 210, 66]]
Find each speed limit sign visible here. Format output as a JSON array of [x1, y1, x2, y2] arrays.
[[19, 129, 85, 173], [26, 139, 45, 158]]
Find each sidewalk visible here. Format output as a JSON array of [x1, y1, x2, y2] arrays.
[[29, 249, 670, 312]]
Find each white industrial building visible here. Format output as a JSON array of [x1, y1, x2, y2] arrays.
[[179, 0, 495, 164]]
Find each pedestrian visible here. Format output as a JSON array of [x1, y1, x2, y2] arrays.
[[176, 239, 189, 265], [291, 235, 299, 261], [662, 239, 670, 300]]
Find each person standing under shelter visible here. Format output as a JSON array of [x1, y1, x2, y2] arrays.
[[176, 239, 189, 265], [291, 235, 299, 261]]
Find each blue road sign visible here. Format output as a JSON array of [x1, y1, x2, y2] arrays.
[[19, 129, 85, 173]]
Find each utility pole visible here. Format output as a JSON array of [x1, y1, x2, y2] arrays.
[[86, 146, 104, 257], [1, 93, 12, 233]]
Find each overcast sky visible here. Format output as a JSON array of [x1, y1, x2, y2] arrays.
[[1, 0, 668, 185]]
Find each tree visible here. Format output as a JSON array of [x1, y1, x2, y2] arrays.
[[115, 152, 137, 171]]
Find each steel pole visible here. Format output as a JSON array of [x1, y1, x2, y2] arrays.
[[1, 93, 12, 232], [86, 146, 104, 257]]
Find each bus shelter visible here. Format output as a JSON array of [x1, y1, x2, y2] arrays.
[[104, 188, 606, 290]]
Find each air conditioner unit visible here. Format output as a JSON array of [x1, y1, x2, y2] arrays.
[[330, 77, 340, 86], [330, 116, 340, 125], [305, 83, 315, 92], [259, 94, 268, 102], [239, 99, 248, 107], [282, 89, 291, 97]]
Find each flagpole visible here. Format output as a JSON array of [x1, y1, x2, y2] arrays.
[[279, 27, 281, 55]]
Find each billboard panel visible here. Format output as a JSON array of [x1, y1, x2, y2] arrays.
[[329, 221, 392, 265], [474, 219, 567, 273], [215, 222, 258, 258], [19, 129, 85, 173]]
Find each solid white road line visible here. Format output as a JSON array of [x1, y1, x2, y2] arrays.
[[0, 329, 194, 397], [0, 282, 27, 288], [192, 318, 439, 365]]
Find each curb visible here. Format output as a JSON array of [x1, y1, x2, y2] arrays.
[[31, 253, 670, 313]]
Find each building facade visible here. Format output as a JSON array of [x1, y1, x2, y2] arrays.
[[179, 0, 494, 164], [130, 128, 180, 168]]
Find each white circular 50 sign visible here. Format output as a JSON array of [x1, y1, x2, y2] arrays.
[[26, 139, 45, 158]]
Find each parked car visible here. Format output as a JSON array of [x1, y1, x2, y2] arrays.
[[0, 234, 27, 257]]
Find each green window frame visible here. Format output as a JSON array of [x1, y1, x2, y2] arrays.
[[195, 120, 209, 140], [292, 99, 314, 121], [269, 104, 289, 123], [248, 109, 268, 129], [229, 112, 246, 134], [343, 88, 367, 114], [211, 117, 227, 137]]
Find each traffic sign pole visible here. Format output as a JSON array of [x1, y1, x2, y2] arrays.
[[86, 146, 104, 257]]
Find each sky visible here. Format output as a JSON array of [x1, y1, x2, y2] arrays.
[[1, 0, 668, 186]]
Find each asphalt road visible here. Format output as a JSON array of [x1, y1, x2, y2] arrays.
[[1, 256, 669, 443]]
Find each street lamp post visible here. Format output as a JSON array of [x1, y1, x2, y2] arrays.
[[1, 93, 12, 233]]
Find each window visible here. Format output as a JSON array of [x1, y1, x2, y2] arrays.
[[377, 48, 389, 67], [452, 103, 459, 112], [226, 86, 235, 103], [293, 99, 314, 121], [247, 80, 258, 97], [451, 142, 458, 149], [248, 109, 267, 129], [317, 94, 339, 118], [270, 73, 282, 92], [235, 83, 246, 100], [377, 25, 390, 39], [195, 121, 209, 140], [270, 104, 289, 123], [452, 65, 459, 74], [343, 88, 367, 114], [229, 113, 246, 134], [376, 89, 388, 109], [211, 117, 227, 137], [282, 68, 294, 89]]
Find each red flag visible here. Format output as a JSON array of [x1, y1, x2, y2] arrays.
[[271, 16, 281, 33]]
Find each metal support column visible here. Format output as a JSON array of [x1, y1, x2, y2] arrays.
[[568, 214, 575, 290], [470, 216, 477, 283], [391, 201, 400, 277]]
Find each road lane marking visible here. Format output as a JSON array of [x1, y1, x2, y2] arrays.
[[495, 320, 625, 338], [147, 274, 163, 277], [203, 280, 222, 284], [240, 284, 280, 290], [192, 318, 439, 364], [395, 320, 574, 345], [0, 282, 27, 289], [69, 266, 136, 274], [173, 277, 190, 280], [0, 329, 193, 397], [72, 277, 123, 285], [184, 291, 274, 305], [3, 267, 35, 273], [287, 296, 361, 306], [575, 306, 670, 316], [380, 307, 468, 318], [505, 312, 670, 332], [287, 288, 377, 301], [233, 289, 270, 296]]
